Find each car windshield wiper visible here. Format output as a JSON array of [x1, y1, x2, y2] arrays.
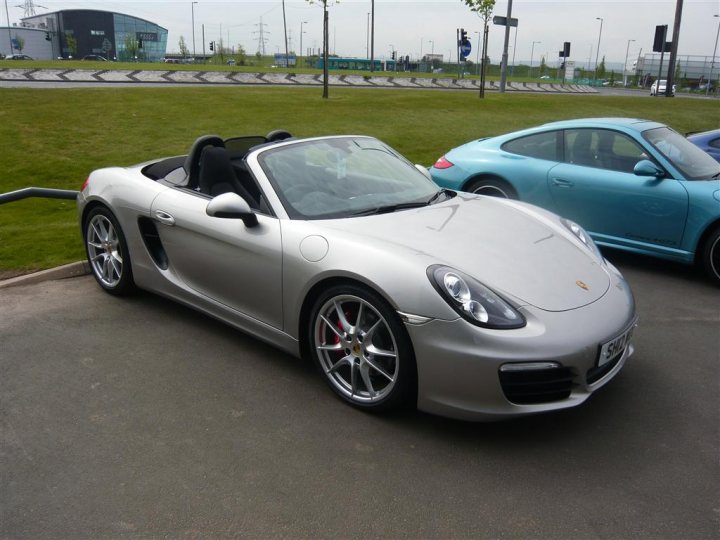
[[425, 188, 455, 205], [352, 200, 430, 216], [351, 189, 455, 216]]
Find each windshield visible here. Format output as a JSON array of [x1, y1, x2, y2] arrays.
[[643, 127, 720, 180], [258, 137, 442, 219]]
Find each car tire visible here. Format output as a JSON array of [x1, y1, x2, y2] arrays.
[[465, 177, 518, 199], [84, 206, 135, 295], [308, 283, 416, 412], [701, 226, 720, 286]]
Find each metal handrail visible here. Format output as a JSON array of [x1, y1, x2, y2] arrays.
[[0, 187, 78, 204]]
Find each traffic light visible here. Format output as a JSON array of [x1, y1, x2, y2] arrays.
[[209, 41, 214, 51], [563, 42, 570, 58], [460, 28, 468, 45], [45, 32, 51, 41], [391, 50, 396, 60], [560, 61, 566, 70]]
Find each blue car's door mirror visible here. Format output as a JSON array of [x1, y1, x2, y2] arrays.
[[633, 159, 665, 179]]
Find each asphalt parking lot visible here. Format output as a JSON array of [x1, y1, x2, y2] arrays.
[[1, 252, 718, 538]]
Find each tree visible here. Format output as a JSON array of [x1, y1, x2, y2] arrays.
[[235, 45, 246, 66], [597, 55, 606, 80], [124, 34, 139, 61], [179, 36, 189, 58], [13, 34, 25, 53], [462, 0, 495, 98], [539, 56, 547, 76], [64, 32, 77, 58]]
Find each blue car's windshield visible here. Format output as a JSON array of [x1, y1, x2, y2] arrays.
[[643, 127, 720, 180], [258, 137, 443, 219]]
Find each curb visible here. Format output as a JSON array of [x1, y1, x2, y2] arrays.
[[0, 68, 598, 94], [0, 261, 91, 290]]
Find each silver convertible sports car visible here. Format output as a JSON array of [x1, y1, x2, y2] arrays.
[[78, 132, 637, 421]]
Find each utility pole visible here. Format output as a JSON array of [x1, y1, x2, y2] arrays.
[[4, 0, 13, 53], [499, 0, 513, 92], [281, 0, 289, 67], [665, 0, 683, 97]]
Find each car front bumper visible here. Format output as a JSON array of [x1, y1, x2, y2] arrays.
[[405, 275, 637, 421]]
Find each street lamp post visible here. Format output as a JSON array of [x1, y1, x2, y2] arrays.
[[623, 38, 635, 87], [530, 40, 540, 77], [366, 12, 370, 59], [191, 1, 198, 60], [708, 14, 720, 96], [300, 20, 307, 68], [474, 31, 481, 75], [510, 25, 518, 76], [594, 17, 603, 82], [428, 39, 434, 72], [370, 0, 375, 73]]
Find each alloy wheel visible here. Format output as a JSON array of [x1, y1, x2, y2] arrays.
[[86, 214, 124, 288], [313, 294, 399, 404]]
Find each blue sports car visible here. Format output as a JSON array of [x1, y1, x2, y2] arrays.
[[688, 129, 720, 163], [430, 118, 720, 285]]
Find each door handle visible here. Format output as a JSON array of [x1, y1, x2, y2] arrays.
[[551, 177, 574, 187], [153, 210, 176, 226]]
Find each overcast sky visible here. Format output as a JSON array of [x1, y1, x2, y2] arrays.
[[5, 1, 719, 67]]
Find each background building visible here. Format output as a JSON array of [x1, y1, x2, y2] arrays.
[[0, 25, 52, 58], [11, 9, 167, 61]]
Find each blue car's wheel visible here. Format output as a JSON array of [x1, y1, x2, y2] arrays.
[[701, 227, 720, 286], [466, 177, 517, 199]]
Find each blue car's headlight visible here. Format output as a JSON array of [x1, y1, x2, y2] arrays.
[[561, 218, 604, 261], [428, 265, 526, 329]]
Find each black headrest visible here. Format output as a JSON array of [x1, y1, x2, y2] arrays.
[[184, 135, 225, 189], [266, 129, 293, 142], [198, 146, 236, 195]]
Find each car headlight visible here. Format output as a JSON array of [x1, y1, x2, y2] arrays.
[[428, 265, 526, 329], [561, 218, 604, 261]]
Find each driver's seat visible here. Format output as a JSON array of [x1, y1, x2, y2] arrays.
[[198, 146, 254, 203]]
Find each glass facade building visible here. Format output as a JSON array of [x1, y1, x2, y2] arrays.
[[23, 9, 168, 62]]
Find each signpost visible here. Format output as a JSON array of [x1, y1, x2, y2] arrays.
[[493, 16, 518, 27], [493, 1, 518, 93]]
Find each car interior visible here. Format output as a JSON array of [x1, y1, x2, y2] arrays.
[[141, 130, 293, 214]]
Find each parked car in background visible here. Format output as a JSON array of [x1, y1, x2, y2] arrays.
[[77, 131, 638, 421], [82, 54, 107, 61], [650, 79, 675, 96], [688, 129, 720, 163], [4, 54, 33, 60], [430, 118, 720, 285]]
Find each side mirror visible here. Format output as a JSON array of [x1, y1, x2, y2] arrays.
[[415, 163, 433, 181], [633, 159, 665, 179], [206, 192, 258, 227]]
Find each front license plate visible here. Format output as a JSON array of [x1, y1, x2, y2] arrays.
[[599, 325, 635, 367]]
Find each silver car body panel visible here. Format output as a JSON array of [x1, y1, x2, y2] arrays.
[[78, 135, 637, 420]]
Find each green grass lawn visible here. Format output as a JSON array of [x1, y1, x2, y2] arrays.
[[1, 85, 718, 274]]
